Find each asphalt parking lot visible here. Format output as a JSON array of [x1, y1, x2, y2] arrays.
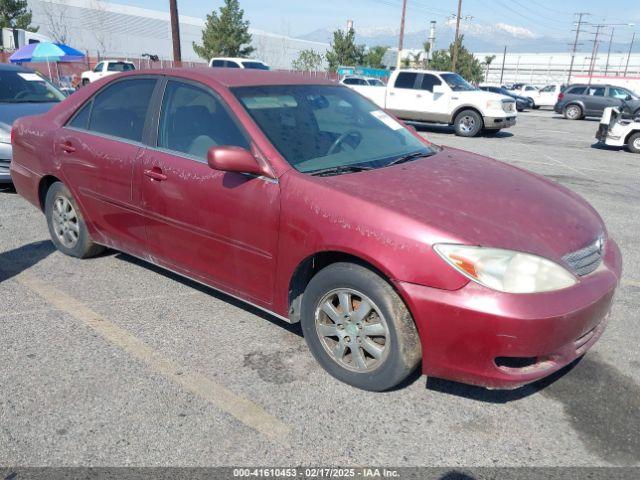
[[1, 108, 639, 467]]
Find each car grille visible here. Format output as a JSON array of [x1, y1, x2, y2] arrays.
[[562, 235, 605, 276]]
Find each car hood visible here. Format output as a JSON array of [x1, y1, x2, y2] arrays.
[[454, 90, 514, 103], [323, 147, 604, 261], [0, 102, 59, 132]]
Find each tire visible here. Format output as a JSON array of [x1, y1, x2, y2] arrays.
[[628, 132, 640, 154], [82, 78, 90, 86], [563, 104, 583, 120], [453, 109, 483, 137], [300, 262, 422, 391], [45, 182, 104, 258], [528, 98, 536, 109]]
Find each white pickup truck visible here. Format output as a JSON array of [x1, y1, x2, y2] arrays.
[[350, 69, 517, 137], [81, 60, 136, 86]]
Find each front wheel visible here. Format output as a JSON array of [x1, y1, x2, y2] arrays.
[[45, 182, 104, 258], [628, 132, 640, 154], [82, 78, 90, 86], [300, 263, 422, 391], [453, 109, 484, 137]]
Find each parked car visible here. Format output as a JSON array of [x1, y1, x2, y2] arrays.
[[11, 69, 621, 391], [508, 83, 539, 105], [340, 75, 385, 87], [534, 83, 565, 109], [350, 69, 517, 137], [209, 57, 269, 70], [596, 104, 640, 153], [479, 85, 532, 111], [81, 60, 135, 86], [0, 63, 65, 184], [555, 84, 640, 120]]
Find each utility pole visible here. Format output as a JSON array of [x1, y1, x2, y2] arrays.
[[567, 13, 588, 84], [396, 0, 408, 69], [604, 27, 615, 75], [588, 24, 604, 82], [451, 0, 463, 71], [169, 0, 182, 64], [624, 32, 636, 76], [499, 45, 507, 85]]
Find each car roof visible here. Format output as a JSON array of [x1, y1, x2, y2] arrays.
[[119, 68, 336, 88], [211, 57, 266, 63], [0, 63, 29, 72]]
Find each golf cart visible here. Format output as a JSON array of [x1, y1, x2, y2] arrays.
[[596, 101, 640, 153]]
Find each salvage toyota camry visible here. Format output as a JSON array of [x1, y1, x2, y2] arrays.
[[11, 69, 621, 391]]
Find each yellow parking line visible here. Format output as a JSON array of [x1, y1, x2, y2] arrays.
[[15, 271, 291, 447], [622, 280, 640, 288]]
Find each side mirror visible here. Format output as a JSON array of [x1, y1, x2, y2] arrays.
[[432, 84, 445, 95], [626, 94, 633, 101], [207, 146, 267, 176]]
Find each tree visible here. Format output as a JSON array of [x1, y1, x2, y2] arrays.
[[422, 41, 432, 68], [292, 49, 324, 71], [363, 45, 387, 69], [325, 27, 364, 72], [0, 0, 37, 32], [193, 0, 254, 60], [483, 54, 496, 82], [41, 0, 70, 44], [428, 35, 483, 84]]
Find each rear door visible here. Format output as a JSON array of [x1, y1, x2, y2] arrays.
[[584, 86, 609, 115], [385, 72, 421, 120], [56, 76, 159, 254], [138, 78, 280, 304]]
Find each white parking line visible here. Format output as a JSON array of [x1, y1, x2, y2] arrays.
[[14, 271, 291, 447]]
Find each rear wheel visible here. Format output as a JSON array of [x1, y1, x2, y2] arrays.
[[454, 109, 483, 137], [628, 132, 640, 154], [564, 104, 583, 120], [300, 263, 422, 391], [45, 182, 104, 258], [82, 78, 90, 86]]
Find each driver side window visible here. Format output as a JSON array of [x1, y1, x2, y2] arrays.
[[158, 80, 249, 160]]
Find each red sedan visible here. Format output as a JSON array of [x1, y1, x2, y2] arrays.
[[10, 69, 622, 391]]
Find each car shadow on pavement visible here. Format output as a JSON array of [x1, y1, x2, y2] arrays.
[[0, 240, 56, 284], [407, 122, 514, 138], [115, 253, 304, 338], [425, 357, 582, 403]]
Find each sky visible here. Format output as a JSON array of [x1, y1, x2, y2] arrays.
[[118, 0, 640, 43]]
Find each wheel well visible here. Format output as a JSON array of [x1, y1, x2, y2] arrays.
[[625, 130, 640, 144], [451, 106, 483, 125], [287, 251, 388, 323], [38, 175, 61, 211]]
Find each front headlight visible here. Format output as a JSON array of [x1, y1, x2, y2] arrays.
[[434, 244, 578, 294], [486, 100, 503, 110]]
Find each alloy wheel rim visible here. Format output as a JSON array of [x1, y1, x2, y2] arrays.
[[634, 137, 640, 150], [52, 195, 80, 248], [314, 288, 390, 373], [459, 115, 476, 133], [568, 106, 579, 118]]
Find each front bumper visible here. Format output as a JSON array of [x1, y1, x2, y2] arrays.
[[0, 142, 12, 184], [484, 115, 516, 130], [396, 239, 622, 389]]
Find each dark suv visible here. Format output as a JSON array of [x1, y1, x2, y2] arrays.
[[554, 84, 640, 120]]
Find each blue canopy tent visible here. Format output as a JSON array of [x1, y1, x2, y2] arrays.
[[9, 42, 85, 82]]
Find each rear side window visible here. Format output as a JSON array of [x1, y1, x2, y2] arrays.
[[567, 86, 586, 95], [588, 87, 605, 97], [224, 61, 241, 68], [418, 74, 442, 92], [158, 80, 249, 159], [394, 72, 418, 89], [88, 78, 157, 142], [344, 78, 366, 85], [107, 62, 135, 72]]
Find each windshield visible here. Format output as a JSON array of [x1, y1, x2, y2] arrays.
[[241, 61, 269, 70], [107, 62, 135, 72], [233, 85, 436, 174], [441, 73, 476, 92], [0, 70, 65, 103]]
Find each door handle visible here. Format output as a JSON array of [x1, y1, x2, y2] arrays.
[[59, 142, 76, 153], [144, 167, 168, 182]]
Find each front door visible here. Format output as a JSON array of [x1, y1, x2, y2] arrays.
[[138, 79, 280, 305]]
